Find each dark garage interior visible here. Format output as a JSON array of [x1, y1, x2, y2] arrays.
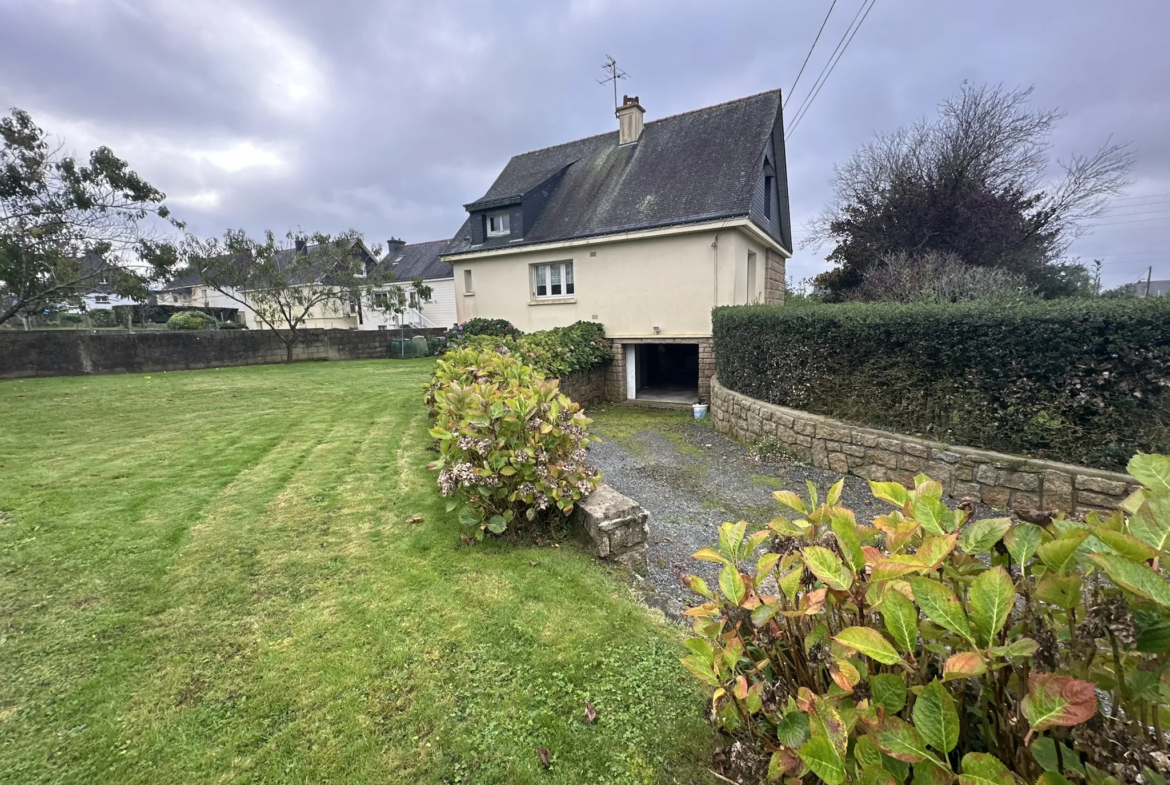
[[634, 343, 699, 404]]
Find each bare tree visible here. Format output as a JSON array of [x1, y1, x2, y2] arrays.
[[187, 229, 386, 362], [0, 108, 183, 327], [371, 275, 434, 357], [848, 250, 1034, 304], [807, 84, 1134, 298]]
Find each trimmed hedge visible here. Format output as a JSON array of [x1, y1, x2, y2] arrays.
[[712, 299, 1170, 471]]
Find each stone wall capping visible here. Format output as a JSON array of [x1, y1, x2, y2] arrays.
[[572, 484, 650, 571], [710, 375, 1135, 516]]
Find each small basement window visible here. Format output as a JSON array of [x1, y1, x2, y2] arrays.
[[486, 212, 510, 237], [533, 261, 573, 299]]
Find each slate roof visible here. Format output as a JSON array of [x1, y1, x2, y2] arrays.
[[444, 89, 788, 257], [157, 267, 204, 291], [372, 239, 453, 283]]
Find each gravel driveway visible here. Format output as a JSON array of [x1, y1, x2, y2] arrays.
[[585, 403, 989, 621]]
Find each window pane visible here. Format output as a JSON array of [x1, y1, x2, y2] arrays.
[[551, 264, 561, 295], [565, 262, 574, 295], [536, 264, 547, 297]]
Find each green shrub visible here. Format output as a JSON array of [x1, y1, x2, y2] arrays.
[[58, 313, 83, 325], [681, 454, 1170, 785], [425, 345, 602, 539], [712, 299, 1170, 471], [459, 318, 522, 339], [451, 321, 612, 378], [216, 320, 247, 330], [88, 309, 115, 327], [166, 311, 218, 330]]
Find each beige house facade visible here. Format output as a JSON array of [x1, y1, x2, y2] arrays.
[[444, 90, 792, 403]]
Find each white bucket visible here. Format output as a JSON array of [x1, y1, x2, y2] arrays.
[[693, 403, 709, 419]]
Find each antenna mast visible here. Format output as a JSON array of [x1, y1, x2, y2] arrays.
[[597, 55, 629, 111]]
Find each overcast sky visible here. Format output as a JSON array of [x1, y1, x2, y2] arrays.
[[3, 0, 1168, 288]]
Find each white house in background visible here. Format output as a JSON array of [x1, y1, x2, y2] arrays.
[[155, 268, 245, 323], [362, 238, 457, 331]]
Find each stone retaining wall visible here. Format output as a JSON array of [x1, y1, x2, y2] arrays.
[[711, 376, 1139, 514], [557, 366, 607, 407], [0, 327, 445, 378]]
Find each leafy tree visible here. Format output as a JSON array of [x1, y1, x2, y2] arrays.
[[808, 84, 1134, 299], [187, 229, 385, 362], [0, 108, 183, 327]]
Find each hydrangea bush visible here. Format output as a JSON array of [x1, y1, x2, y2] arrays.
[[425, 344, 601, 539], [681, 455, 1170, 785], [442, 320, 612, 379]]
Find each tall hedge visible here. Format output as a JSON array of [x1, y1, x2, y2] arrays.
[[712, 299, 1170, 471]]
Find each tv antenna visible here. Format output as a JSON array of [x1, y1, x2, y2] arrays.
[[597, 55, 629, 110]]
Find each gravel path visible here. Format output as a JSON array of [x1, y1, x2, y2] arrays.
[[585, 404, 990, 621]]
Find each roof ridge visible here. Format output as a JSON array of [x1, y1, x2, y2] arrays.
[[401, 238, 452, 247], [510, 88, 781, 160]]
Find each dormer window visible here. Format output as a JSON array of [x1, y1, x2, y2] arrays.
[[486, 212, 510, 237]]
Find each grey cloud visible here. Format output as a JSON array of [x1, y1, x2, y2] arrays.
[[2, 0, 1167, 286]]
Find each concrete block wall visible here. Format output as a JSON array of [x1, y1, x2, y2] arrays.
[[711, 376, 1138, 515]]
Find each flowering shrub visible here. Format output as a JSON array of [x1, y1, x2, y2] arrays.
[[425, 344, 602, 539], [458, 318, 522, 339], [681, 454, 1170, 785], [166, 310, 217, 330]]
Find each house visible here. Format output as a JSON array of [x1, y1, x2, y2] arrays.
[[361, 238, 457, 331], [1133, 279, 1170, 298], [72, 254, 143, 312], [441, 90, 792, 403], [155, 268, 243, 323]]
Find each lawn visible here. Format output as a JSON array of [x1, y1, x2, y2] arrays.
[[0, 359, 716, 784]]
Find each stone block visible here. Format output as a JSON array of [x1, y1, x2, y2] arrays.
[[812, 440, 829, 468], [572, 484, 650, 570], [842, 444, 866, 458], [1013, 491, 1041, 509], [954, 464, 975, 482], [854, 433, 880, 448], [902, 442, 930, 458], [855, 465, 890, 482], [1075, 476, 1128, 496], [974, 464, 999, 486], [898, 455, 922, 472], [816, 423, 853, 442], [923, 461, 955, 482], [828, 453, 849, 473], [866, 449, 900, 469], [794, 420, 817, 436], [1041, 471, 1073, 512], [877, 438, 903, 453], [1077, 490, 1124, 510], [930, 449, 961, 464], [981, 486, 1011, 510], [1001, 471, 1040, 492], [952, 481, 982, 499]]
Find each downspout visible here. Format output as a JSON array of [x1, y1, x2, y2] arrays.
[[712, 232, 720, 309]]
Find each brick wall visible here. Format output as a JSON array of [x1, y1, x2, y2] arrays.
[[764, 248, 786, 305], [603, 337, 715, 402], [711, 376, 1138, 514], [0, 328, 445, 379]]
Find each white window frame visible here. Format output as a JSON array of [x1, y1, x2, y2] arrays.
[[532, 261, 574, 300], [486, 211, 510, 237]]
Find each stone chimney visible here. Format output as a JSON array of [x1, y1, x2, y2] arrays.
[[616, 95, 644, 145], [294, 237, 308, 254], [385, 237, 406, 259]]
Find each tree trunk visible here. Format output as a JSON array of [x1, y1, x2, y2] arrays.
[[0, 300, 26, 327], [285, 330, 295, 363]]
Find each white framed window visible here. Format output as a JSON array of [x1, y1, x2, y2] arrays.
[[532, 261, 574, 300], [463, 269, 474, 294], [486, 212, 510, 237], [94, 295, 110, 304]]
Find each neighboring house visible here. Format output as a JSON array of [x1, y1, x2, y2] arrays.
[[155, 268, 243, 323], [441, 90, 792, 403], [72, 254, 142, 312], [1134, 279, 1170, 298], [362, 238, 457, 331]]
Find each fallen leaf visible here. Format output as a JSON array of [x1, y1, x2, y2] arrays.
[[406, 514, 424, 524], [537, 747, 551, 768], [529, 560, 539, 567], [460, 536, 475, 545], [663, 537, 673, 543], [551, 543, 560, 549], [584, 700, 597, 724]]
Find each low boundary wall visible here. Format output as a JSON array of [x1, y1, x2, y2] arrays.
[[711, 376, 1138, 514], [557, 366, 607, 407], [0, 328, 445, 378]]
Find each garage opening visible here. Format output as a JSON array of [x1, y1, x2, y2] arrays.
[[628, 343, 699, 404]]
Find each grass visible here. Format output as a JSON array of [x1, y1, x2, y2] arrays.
[[0, 360, 717, 784]]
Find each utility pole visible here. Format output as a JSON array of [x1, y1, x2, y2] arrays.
[[597, 55, 629, 111], [1145, 266, 1153, 298]]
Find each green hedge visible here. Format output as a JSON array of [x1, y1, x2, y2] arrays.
[[712, 299, 1170, 470]]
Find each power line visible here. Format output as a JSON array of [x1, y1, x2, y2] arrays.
[[786, 0, 878, 141], [1107, 192, 1170, 203], [785, 0, 839, 110], [1086, 217, 1170, 228]]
